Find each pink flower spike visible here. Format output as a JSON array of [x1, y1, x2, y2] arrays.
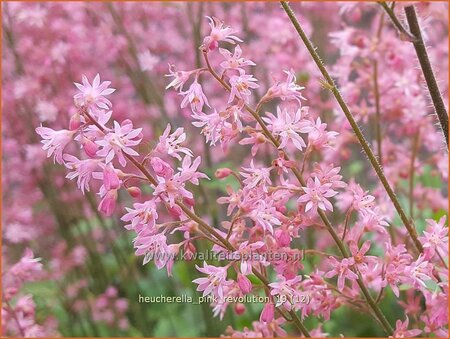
[[36, 126, 75, 164]]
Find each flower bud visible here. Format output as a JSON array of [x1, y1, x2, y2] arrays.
[[234, 303, 246, 315], [69, 113, 81, 130], [183, 197, 195, 207], [168, 205, 182, 217], [127, 186, 141, 198], [150, 157, 174, 178], [260, 303, 274, 323], [256, 133, 266, 144], [237, 274, 252, 294], [215, 168, 232, 179], [82, 137, 98, 158], [275, 229, 291, 247], [98, 189, 118, 216], [103, 166, 120, 190], [183, 242, 196, 261]]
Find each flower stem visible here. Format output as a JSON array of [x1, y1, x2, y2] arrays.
[[404, 5, 449, 148], [372, 61, 383, 165], [378, 2, 416, 41], [280, 1, 423, 257]]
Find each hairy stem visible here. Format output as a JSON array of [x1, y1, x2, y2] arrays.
[[379, 2, 415, 41], [404, 5, 449, 148], [280, 1, 423, 258]]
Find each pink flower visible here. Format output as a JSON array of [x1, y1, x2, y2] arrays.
[[239, 132, 267, 157], [269, 275, 302, 310], [180, 81, 210, 113], [191, 109, 224, 146], [73, 74, 115, 111], [307, 117, 339, 150], [349, 240, 377, 268], [228, 73, 259, 103], [351, 185, 375, 211], [193, 262, 232, 299], [63, 155, 99, 194], [391, 317, 422, 338], [134, 232, 170, 268], [262, 106, 312, 151], [383, 264, 405, 297], [324, 256, 358, 291], [240, 160, 272, 191], [155, 124, 193, 160], [150, 157, 174, 179], [249, 200, 282, 235], [263, 69, 306, 104], [312, 163, 347, 189], [260, 303, 275, 323], [121, 199, 158, 231], [419, 216, 448, 259], [177, 156, 209, 185], [96, 120, 142, 167], [297, 177, 338, 213], [102, 165, 121, 190], [237, 274, 252, 294], [203, 16, 242, 51], [217, 186, 242, 216], [165, 64, 195, 91], [153, 170, 194, 207], [36, 126, 75, 164], [233, 241, 267, 275], [404, 255, 433, 289], [98, 189, 118, 216], [219, 45, 255, 71]]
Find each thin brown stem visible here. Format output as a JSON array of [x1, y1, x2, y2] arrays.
[[409, 130, 420, 219], [404, 5, 449, 148], [379, 2, 416, 41]]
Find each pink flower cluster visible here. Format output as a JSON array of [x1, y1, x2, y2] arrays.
[[0, 1, 443, 337], [34, 10, 448, 337]]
